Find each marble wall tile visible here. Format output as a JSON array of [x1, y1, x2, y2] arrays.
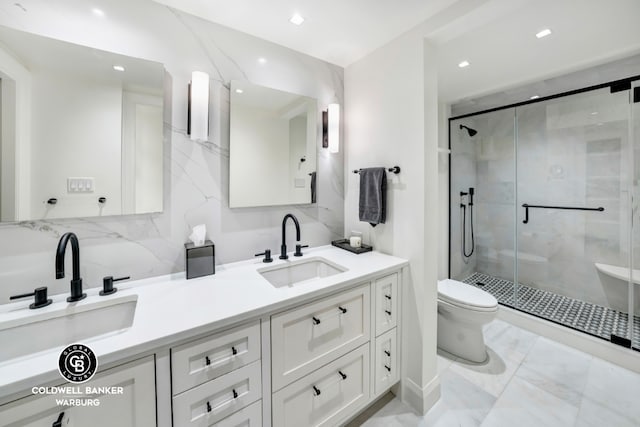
[[0, 0, 344, 302]]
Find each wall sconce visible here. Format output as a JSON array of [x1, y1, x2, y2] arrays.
[[322, 103, 340, 153], [187, 71, 209, 141]]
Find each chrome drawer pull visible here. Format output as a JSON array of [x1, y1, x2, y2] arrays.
[[384, 350, 391, 357], [232, 346, 238, 355], [385, 294, 392, 300], [312, 385, 321, 396], [338, 306, 347, 314], [384, 365, 391, 372], [205, 356, 211, 366], [207, 401, 212, 413], [312, 316, 321, 325], [232, 389, 238, 399], [338, 370, 347, 380], [385, 310, 392, 316]]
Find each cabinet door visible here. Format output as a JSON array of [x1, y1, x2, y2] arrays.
[[1, 356, 156, 427], [374, 328, 398, 396], [271, 284, 370, 391], [374, 274, 398, 336]]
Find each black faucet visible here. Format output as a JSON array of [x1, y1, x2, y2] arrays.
[[56, 232, 86, 302], [280, 214, 301, 260]]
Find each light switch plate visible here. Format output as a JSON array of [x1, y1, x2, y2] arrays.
[[294, 178, 306, 188], [67, 177, 95, 193]]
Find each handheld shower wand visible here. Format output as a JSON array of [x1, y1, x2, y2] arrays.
[[461, 187, 475, 258]]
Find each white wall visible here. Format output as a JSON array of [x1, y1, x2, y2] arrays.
[[345, 26, 440, 414]]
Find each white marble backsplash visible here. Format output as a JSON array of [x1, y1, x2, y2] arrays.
[[0, 0, 344, 302]]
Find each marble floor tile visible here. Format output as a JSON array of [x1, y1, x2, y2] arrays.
[[447, 321, 537, 397], [479, 377, 579, 427], [575, 358, 640, 427], [358, 397, 421, 427], [421, 370, 496, 427], [515, 337, 592, 406], [359, 320, 640, 427]]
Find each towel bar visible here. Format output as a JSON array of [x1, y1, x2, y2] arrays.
[[353, 166, 400, 174]]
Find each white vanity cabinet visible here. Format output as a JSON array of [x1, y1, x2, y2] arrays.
[[0, 355, 156, 427], [270, 270, 402, 426], [171, 321, 263, 426]]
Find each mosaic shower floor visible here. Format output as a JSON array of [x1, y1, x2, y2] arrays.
[[462, 272, 640, 350]]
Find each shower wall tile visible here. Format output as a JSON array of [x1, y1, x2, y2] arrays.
[[0, 0, 344, 302]]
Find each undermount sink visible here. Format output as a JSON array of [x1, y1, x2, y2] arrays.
[[259, 257, 348, 288], [0, 294, 137, 363]]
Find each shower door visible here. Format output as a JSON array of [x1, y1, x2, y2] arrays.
[[449, 109, 517, 306], [632, 81, 639, 350], [515, 87, 634, 344]]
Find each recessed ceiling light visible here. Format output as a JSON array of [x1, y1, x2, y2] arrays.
[[235, 89, 243, 94], [92, 8, 104, 17], [536, 28, 552, 39], [591, 111, 599, 115], [458, 60, 470, 68], [530, 95, 540, 100], [113, 65, 125, 72], [258, 57, 267, 64], [289, 14, 304, 25]]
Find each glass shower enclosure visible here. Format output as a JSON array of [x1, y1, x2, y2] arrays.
[[449, 78, 640, 350]]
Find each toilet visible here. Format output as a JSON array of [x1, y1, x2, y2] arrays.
[[437, 278, 498, 363]]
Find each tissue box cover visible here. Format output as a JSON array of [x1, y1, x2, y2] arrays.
[[185, 240, 215, 279]]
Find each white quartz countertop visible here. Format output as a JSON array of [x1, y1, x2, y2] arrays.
[[0, 245, 407, 401]]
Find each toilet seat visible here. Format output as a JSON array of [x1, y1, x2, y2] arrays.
[[438, 279, 498, 312]]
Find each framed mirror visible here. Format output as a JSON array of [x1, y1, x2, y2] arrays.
[[0, 25, 164, 222], [229, 80, 317, 208]]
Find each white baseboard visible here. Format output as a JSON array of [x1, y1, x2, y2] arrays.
[[498, 305, 640, 373], [401, 375, 441, 415]]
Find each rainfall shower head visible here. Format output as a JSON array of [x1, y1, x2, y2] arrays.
[[459, 124, 478, 137]]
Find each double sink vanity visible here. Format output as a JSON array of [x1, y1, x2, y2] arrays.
[[0, 245, 407, 426]]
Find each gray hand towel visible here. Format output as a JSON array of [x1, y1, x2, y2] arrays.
[[359, 167, 386, 227]]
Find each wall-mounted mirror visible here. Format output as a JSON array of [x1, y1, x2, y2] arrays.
[[0, 25, 164, 222], [229, 81, 317, 208]]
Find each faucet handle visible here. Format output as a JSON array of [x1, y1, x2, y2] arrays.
[[9, 287, 52, 309], [100, 276, 130, 296], [255, 249, 273, 263], [294, 244, 309, 257]]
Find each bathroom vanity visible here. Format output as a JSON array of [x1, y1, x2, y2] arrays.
[[0, 246, 407, 426]]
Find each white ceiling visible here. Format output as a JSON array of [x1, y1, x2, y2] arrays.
[[153, 0, 640, 104], [151, 0, 461, 67]]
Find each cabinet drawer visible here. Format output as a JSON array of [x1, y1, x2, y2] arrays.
[[272, 344, 370, 427], [212, 400, 261, 427], [374, 328, 398, 396], [172, 321, 261, 394], [173, 360, 262, 426], [271, 284, 370, 390], [374, 274, 398, 336]]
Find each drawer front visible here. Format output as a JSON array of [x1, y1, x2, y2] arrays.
[[374, 328, 398, 396], [374, 274, 398, 336], [272, 344, 370, 427], [212, 400, 261, 427], [172, 321, 261, 394], [271, 284, 370, 390], [173, 360, 262, 426]]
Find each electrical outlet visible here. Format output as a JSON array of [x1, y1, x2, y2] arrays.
[[67, 177, 95, 193]]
